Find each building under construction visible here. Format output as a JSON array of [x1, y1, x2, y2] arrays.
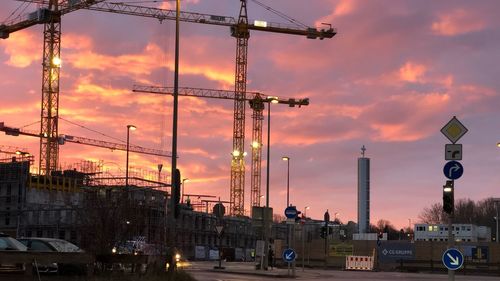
[[0, 157, 256, 259]]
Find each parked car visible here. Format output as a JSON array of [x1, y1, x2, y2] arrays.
[[0, 232, 27, 273], [17, 237, 85, 275]]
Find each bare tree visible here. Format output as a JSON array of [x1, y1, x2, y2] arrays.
[[418, 202, 446, 224]]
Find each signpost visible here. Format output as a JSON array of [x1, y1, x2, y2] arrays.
[[445, 144, 462, 160], [440, 116, 468, 281], [283, 206, 298, 276], [443, 160, 464, 180], [441, 116, 468, 144], [283, 248, 297, 263], [284, 206, 298, 219], [442, 248, 464, 270]]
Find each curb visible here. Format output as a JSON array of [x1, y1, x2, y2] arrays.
[[210, 268, 295, 278]]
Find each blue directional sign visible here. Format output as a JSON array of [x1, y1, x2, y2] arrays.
[[442, 248, 464, 270], [284, 206, 298, 219], [443, 161, 464, 180], [282, 248, 297, 263]]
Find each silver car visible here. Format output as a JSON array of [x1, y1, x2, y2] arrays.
[[0, 233, 27, 273], [18, 237, 85, 275]]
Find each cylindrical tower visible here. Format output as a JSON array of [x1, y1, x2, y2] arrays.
[[357, 145, 370, 234]]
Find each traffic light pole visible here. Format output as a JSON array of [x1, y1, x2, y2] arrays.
[[444, 180, 455, 281], [448, 212, 454, 281]]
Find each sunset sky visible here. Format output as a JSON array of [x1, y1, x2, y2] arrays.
[[1, 0, 500, 230]]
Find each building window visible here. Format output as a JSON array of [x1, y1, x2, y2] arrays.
[[5, 217, 10, 226], [59, 230, 65, 240], [36, 230, 42, 237]]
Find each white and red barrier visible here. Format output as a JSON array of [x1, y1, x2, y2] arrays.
[[345, 255, 374, 271]]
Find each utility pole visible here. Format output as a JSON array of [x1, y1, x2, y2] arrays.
[[324, 210, 330, 268], [168, 0, 180, 267]]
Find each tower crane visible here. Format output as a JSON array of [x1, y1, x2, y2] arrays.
[[0, 122, 172, 158], [132, 85, 309, 212], [1, 0, 107, 175], [2, 0, 336, 215]]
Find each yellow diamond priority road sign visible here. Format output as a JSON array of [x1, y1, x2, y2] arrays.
[[441, 116, 468, 144]]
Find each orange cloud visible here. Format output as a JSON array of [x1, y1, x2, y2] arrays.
[[65, 43, 163, 76], [62, 33, 93, 50], [159, 0, 199, 10], [315, 0, 358, 26], [0, 30, 40, 67], [333, 0, 357, 17], [399, 62, 427, 82], [64, 39, 234, 85], [431, 9, 485, 36]]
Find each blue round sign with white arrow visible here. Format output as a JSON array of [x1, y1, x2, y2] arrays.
[[282, 248, 297, 263], [284, 206, 298, 219], [443, 161, 464, 180], [442, 248, 464, 270]]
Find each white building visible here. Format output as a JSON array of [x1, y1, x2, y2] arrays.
[[414, 223, 491, 242]]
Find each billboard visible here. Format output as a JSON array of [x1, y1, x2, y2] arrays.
[[378, 241, 415, 263]]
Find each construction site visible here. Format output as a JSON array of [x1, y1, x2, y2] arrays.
[[0, 0, 335, 261]]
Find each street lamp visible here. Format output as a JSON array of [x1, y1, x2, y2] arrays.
[[263, 96, 278, 270], [282, 156, 290, 207], [181, 178, 189, 203], [126, 125, 136, 188], [304, 206, 310, 218]]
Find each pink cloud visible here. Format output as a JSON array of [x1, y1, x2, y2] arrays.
[[0, 30, 40, 67], [432, 9, 485, 36], [368, 92, 450, 142], [398, 62, 427, 83]]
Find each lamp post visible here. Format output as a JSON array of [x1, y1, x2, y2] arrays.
[[302, 206, 309, 272], [126, 125, 136, 188], [181, 178, 189, 203], [263, 96, 278, 270], [282, 156, 290, 207], [304, 206, 310, 218]]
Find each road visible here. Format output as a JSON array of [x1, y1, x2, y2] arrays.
[[186, 261, 500, 281], [188, 270, 500, 281]]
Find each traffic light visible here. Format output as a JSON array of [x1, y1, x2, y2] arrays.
[[320, 226, 327, 239], [295, 211, 302, 223], [442, 180, 454, 214], [173, 169, 181, 218]]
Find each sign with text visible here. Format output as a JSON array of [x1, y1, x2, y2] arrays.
[[378, 242, 415, 263], [329, 243, 354, 257]]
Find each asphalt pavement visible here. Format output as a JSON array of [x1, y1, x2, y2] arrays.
[[186, 261, 500, 280]]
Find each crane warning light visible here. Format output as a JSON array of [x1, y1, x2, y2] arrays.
[[52, 57, 62, 67], [254, 20, 268, 28]]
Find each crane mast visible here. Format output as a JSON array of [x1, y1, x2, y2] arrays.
[[230, 0, 250, 216], [40, 0, 61, 176]]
